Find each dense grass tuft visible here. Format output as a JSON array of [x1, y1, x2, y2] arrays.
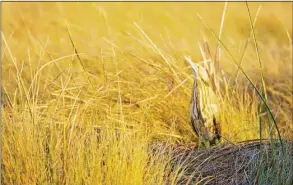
[[2, 2, 292, 185]]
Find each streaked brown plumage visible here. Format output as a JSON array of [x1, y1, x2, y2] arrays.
[[185, 56, 221, 146]]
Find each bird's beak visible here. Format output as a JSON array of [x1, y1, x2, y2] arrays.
[[184, 56, 198, 75]]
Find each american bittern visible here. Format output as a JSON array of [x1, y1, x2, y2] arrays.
[[185, 53, 221, 146]]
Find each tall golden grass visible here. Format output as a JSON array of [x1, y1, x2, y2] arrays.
[[2, 2, 292, 185]]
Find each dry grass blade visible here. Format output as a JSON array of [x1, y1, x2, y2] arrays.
[[234, 4, 262, 81], [65, 22, 94, 90], [214, 1, 228, 72], [133, 21, 180, 82]]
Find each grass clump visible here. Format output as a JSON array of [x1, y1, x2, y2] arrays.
[[2, 2, 292, 185]]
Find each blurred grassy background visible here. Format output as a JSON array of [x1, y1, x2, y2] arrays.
[[2, 2, 292, 185]]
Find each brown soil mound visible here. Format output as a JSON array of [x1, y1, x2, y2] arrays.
[[151, 140, 293, 185]]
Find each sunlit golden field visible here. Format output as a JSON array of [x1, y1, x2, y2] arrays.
[[1, 2, 293, 185]]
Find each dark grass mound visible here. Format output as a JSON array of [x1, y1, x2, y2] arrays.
[[151, 140, 293, 185]]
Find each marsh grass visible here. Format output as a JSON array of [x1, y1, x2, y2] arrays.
[[2, 2, 292, 185]]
